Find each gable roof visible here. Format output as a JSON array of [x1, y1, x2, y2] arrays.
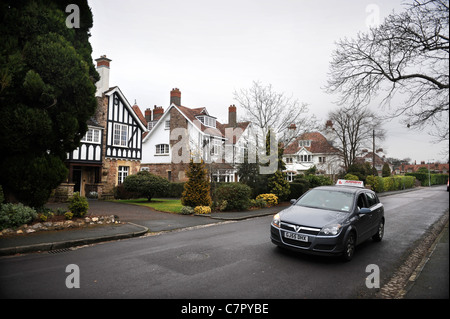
[[103, 86, 147, 131], [284, 132, 339, 155], [143, 103, 251, 143]]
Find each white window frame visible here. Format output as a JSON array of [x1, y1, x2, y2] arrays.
[[113, 123, 128, 147], [81, 128, 101, 144], [211, 138, 221, 156], [197, 115, 216, 128], [299, 140, 311, 147], [155, 144, 170, 155], [286, 172, 295, 182], [118, 166, 129, 184], [300, 155, 312, 162]]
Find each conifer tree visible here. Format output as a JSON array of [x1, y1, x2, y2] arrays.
[[181, 160, 212, 208], [0, 1, 98, 207]]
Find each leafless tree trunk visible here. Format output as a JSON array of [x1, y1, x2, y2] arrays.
[[233, 81, 316, 145], [326, 0, 449, 142], [328, 105, 385, 171]]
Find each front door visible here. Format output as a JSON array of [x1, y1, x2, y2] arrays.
[[72, 168, 82, 194]]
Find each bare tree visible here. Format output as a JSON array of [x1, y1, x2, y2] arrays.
[[326, 0, 449, 141], [233, 81, 316, 145], [328, 105, 385, 171]]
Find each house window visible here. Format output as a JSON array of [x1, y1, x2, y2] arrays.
[[319, 156, 326, 163], [286, 172, 295, 182], [285, 157, 293, 164], [299, 140, 311, 147], [156, 144, 169, 155], [165, 120, 170, 130], [211, 138, 221, 155], [81, 128, 101, 144], [140, 167, 149, 171], [197, 115, 216, 128], [118, 166, 129, 184], [300, 155, 312, 162], [113, 124, 128, 147]]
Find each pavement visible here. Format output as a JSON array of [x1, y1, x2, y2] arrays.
[[0, 200, 285, 256], [0, 190, 448, 299]]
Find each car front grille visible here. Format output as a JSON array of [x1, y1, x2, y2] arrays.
[[280, 222, 321, 235], [282, 238, 311, 248]]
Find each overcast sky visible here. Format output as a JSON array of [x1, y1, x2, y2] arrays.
[[87, 0, 448, 163]]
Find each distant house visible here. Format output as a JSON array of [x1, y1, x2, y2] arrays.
[[396, 162, 449, 175], [141, 88, 253, 182], [283, 130, 342, 181], [55, 56, 146, 200], [356, 149, 393, 176]]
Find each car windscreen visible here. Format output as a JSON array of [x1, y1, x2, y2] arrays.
[[295, 189, 354, 212]]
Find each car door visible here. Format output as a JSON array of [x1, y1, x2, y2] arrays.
[[364, 191, 383, 235], [353, 192, 373, 242]]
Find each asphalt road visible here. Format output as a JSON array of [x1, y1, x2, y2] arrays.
[[0, 186, 448, 299]]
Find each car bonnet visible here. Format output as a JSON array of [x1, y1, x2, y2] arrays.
[[279, 205, 349, 228]]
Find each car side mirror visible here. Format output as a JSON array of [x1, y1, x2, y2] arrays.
[[290, 199, 297, 205], [358, 207, 371, 214]]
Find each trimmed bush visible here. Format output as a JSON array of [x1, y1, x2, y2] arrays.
[[123, 171, 170, 202], [68, 192, 89, 218], [256, 194, 278, 207], [250, 198, 268, 209], [344, 174, 359, 181], [194, 206, 211, 214], [180, 206, 194, 215], [214, 183, 252, 211], [0, 203, 37, 230]]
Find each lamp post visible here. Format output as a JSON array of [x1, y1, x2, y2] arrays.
[[428, 159, 434, 187]]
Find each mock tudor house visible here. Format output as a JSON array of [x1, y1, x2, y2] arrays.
[[140, 88, 253, 182], [54, 56, 146, 200], [283, 128, 342, 181]]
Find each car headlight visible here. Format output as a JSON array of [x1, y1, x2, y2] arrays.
[[319, 224, 342, 236], [272, 213, 281, 228]]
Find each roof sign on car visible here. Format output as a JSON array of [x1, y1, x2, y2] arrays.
[[336, 179, 364, 187]]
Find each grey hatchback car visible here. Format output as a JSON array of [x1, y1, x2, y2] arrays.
[[271, 181, 384, 261]]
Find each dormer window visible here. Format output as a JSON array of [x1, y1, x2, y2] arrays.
[[196, 115, 216, 128], [299, 140, 311, 147]]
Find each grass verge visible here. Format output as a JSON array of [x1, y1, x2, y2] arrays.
[[113, 198, 183, 214]]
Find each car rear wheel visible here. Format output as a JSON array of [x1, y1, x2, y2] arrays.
[[342, 232, 356, 261], [372, 219, 384, 242]]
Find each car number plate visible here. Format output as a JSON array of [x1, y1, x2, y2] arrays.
[[283, 231, 308, 242]]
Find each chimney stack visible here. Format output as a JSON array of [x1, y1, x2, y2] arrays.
[[145, 108, 152, 122], [228, 105, 237, 127], [153, 105, 164, 121], [95, 55, 112, 97], [170, 88, 181, 106]]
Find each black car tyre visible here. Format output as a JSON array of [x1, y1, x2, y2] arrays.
[[342, 232, 356, 261], [372, 219, 384, 242]]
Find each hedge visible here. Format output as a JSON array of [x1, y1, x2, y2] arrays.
[[366, 175, 416, 193], [405, 173, 448, 186]]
